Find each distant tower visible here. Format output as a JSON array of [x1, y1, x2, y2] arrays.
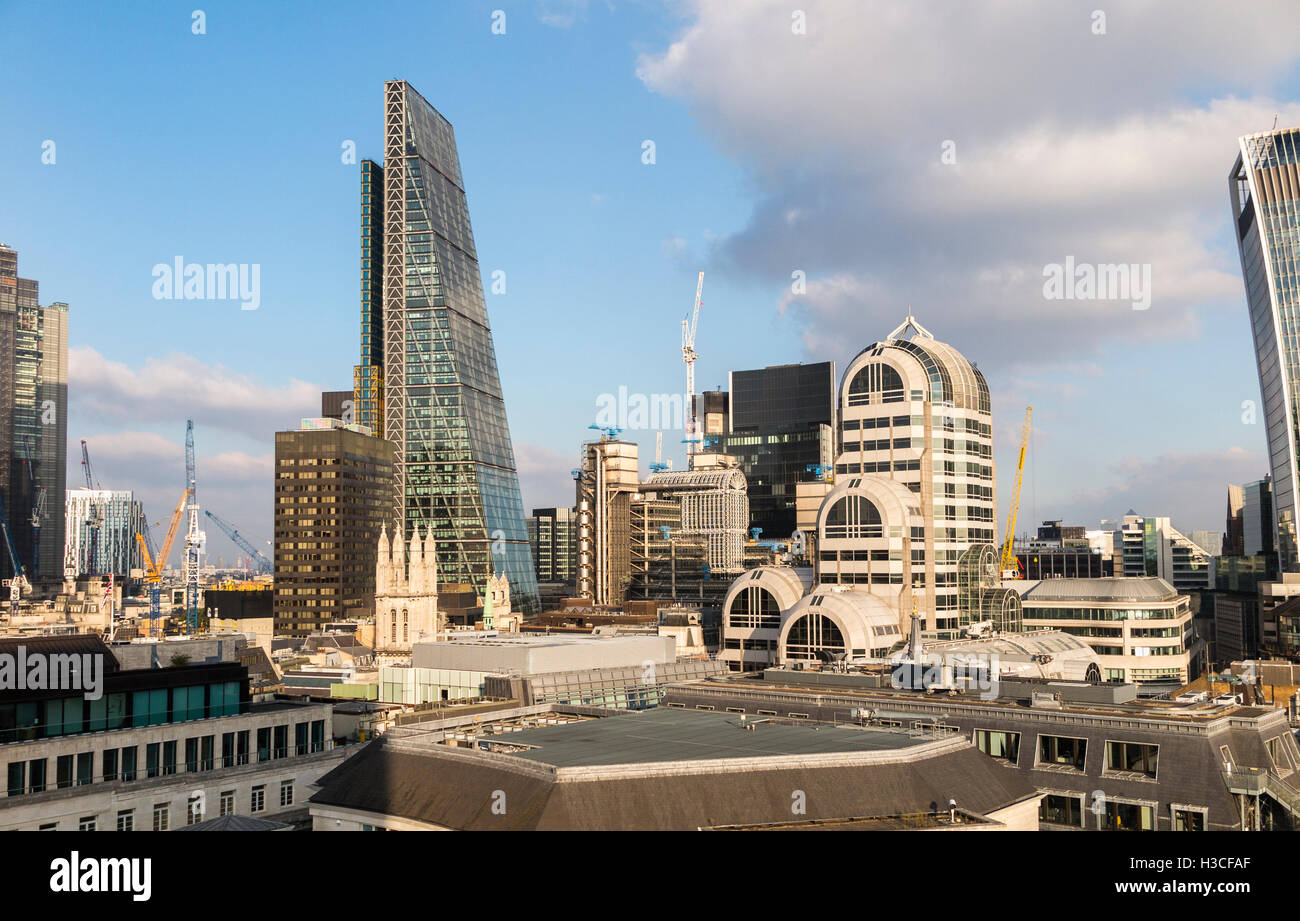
[[374, 520, 441, 653]]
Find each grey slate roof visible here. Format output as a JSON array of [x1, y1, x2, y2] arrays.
[[309, 710, 1039, 830]]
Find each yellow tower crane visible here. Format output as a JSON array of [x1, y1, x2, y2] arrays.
[[999, 407, 1032, 579], [136, 488, 189, 629]]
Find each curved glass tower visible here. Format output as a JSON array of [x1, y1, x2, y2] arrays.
[[1231, 128, 1300, 572], [362, 80, 538, 613]]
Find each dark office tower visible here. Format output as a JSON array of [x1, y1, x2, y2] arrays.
[[273, 422, 393, 636], [0, 244, 67, 583], [353, 158, 384, 439], [703, 362, 836, 539], [528, 507, 577, 585], [1232, 127, 1300, 572], [373, 81, 538, 613]]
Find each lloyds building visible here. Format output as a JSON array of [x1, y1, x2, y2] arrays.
[[352, 81, 538, 613], [1231, 127, 1300, 573]]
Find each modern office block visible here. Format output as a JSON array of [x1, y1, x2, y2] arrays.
[[0, 244, 67, 582], [703, 361, 835, 539], [273, 421, 393, 636], [365, 80, 537, 613], [64, 489, 146, 577], [1231, 127, 1300, 571], [528, 507, 577, 585]]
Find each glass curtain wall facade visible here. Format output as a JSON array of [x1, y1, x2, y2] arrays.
[[0, 245, 67, 582], [704, 362, 835, 539], [1232, 128, 1300, 572], [353, 159, 384, 438], [376, 81, 537, 612]]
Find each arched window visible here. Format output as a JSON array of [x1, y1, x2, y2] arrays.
[[727, 587, 781, 629], [785, 612, 846, 661], [823, 495, 883, 540], [390, 610, 398, 645], [402, 609, 409, 643], [847, 362, 905, 405]]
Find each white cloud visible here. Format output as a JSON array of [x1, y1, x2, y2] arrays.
[[637, 1, 1300, 369], [69, 347, 321, 438], [75, 430, 272, 567], [1054, 446, 1265, 533], [514, 441, 575, 512]]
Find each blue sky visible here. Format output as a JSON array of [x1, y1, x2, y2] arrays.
[[2, 0, 1299, 564]]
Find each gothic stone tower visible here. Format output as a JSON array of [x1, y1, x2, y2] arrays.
[[375, 521, 441, 653]]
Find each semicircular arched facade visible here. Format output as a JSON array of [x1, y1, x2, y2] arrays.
[[833, 316, 997, 633]]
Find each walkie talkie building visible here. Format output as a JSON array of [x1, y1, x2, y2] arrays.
[[1231, 127, 1300, 573], [355, 80, 538, 612]]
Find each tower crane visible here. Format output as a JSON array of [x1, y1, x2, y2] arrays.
[[204, 511, 272, 573], [183, 420, 203, 634], [21, 436, 45, 579], [79, 439, 103, 576], [1000, 406, 1033, 579], [0, 491, 32, 612], [136, 489, 188, 624], [681, 272, 704, 460]]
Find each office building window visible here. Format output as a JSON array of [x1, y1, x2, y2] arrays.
[[280, 780, 294, 807], [1103, 800, 1155, 831], [973, 729, 1020, 763], [7, 762, 24, 797], [1039, 793, 1084, 827], [187, 794, 203, 826], [251, 785, 265, 813], [29, 758, 46, 793], [78, 815, 96, 831], [120, 747, 137, 782], [1038, 735, 1088, 771], [152, 803, 169, 832], [116, 809, 134, 832], [102, 749, 118, 782], [1105, 741, 1159, 778], [220, 791, 235, 817]]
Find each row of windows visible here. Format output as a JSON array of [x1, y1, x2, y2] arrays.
[[974, 729, 1159, 778], [39, 782, 296, 831], [0, 681, 243, 745], [5, 720, 326, 797]]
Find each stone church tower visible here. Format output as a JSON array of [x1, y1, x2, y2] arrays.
[[374, 521, 442, 653]]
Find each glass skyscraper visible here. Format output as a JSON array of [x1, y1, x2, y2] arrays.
[[0, 244, 68, 582], [703, 362, 836, 538], [1231, 127, 1300, 572], [355, 80, 538, 613]]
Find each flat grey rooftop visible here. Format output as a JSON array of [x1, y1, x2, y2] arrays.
[[497, 708, 926, 768], [1012, 576, 1178, 603]]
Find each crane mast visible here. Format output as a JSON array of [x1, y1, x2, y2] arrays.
[[183, 420, 202, 633], [79, 439, 103, 576], [137, 489, 189, 626], [1000, 406, 1033, 579], [681, 272, 704, 460]]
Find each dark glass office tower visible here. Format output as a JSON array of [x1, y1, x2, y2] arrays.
[[0, 244, 67, 582], [704, 362, 836, 539], [371, 81, 538, 612]]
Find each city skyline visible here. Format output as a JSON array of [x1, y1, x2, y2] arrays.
[[3, 1, 1300, 564]]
